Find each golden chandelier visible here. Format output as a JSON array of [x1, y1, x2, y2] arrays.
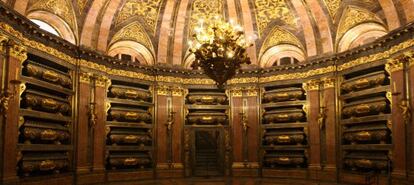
[[189, 16, 254, 88]]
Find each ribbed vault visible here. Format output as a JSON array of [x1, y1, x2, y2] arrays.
[[6, 0, 414, 67]]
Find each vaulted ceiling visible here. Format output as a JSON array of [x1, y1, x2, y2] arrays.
[[3, 0, 414, 67]]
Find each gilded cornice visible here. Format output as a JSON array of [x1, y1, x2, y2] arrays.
[[182, 78, 215, 85], [303, 80, 320, 91], [80, 59, 154, 81], [156, 76, 183, 83], [259, 66, 336, 83], [109, 69, 154, 81], [0, 22, 76, 65], [227, 77, 259, 85], [79, 72, 92, 84], [338, 39, 414, 71]]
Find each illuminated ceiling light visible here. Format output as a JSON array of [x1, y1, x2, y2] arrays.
[[189, 16, 254, 88]]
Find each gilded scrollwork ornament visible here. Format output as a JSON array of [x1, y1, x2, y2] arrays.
[[0, 90, 13, 117], [89, 103, 97, 127], [165, 111, 175, 131], [398, 99, 411, 125], [318, 107, 327, 130]]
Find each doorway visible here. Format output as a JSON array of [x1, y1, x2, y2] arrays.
[[193, 129, 224, 176]]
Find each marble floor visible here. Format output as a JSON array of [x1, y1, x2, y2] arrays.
[[108, 178, 348, 185]]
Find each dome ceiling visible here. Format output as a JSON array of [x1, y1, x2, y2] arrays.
[[5, 0, 414, 67]]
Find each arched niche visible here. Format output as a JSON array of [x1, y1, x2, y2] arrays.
[[27, 11, 77, 44], [259, 44, 305, 68], [338, 22, 387, 52], [108, 40, 155, 66]]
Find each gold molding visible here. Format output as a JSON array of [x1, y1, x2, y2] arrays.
[[79, 72, 92, 84], [260, 66, 336, 83], [303, 80, 320, 91], [9, 42, 27, 63], [0, 22, 76, 65], [157, 85, 169, 96], [227, 88, 242, 97], [227, 86, 258, 97], [385, 58, 404, 74], [322, 77, 335, 89], [172, 87, 187, 97], [338, 39, 414, 71], [96, 75, 110, 88], [227, 77, 259, 85]]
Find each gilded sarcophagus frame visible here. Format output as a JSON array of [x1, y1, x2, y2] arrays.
[[343, 151, 389, 172], [264, 132, 305, 145], [342, 97, 388, 118], [22, 89, 71, 115], [109, 107, 152, 123], [18, 152, 70, 176], [109, 85, 152, 102], [186, 111, 228, 125], [108, 152, 152, 169], [343, 129, 389, 144], [263, 151, 306, 168], [23, 61, 72, 88], [21, 120, 70, 145], [108, 129, 152, 145], [263, 87, 304, 103], [341, 71, 387, 94], [263, 108, 305, 124], [187, 92, 227, 105]]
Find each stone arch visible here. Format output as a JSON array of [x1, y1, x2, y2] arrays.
[[108, 41, 154, 65], [27, 11, 77, 44], [337, 22, 387, 52], [260, 44, 305, 68], [335, 6, 386, 52]]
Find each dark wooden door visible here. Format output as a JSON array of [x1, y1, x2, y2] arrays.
[[193, 129, 224, 176]]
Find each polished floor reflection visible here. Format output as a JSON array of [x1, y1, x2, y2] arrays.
[[109, 178, 346, 185]]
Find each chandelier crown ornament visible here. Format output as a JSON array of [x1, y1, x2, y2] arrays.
[[189, 16, 255, 88]]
